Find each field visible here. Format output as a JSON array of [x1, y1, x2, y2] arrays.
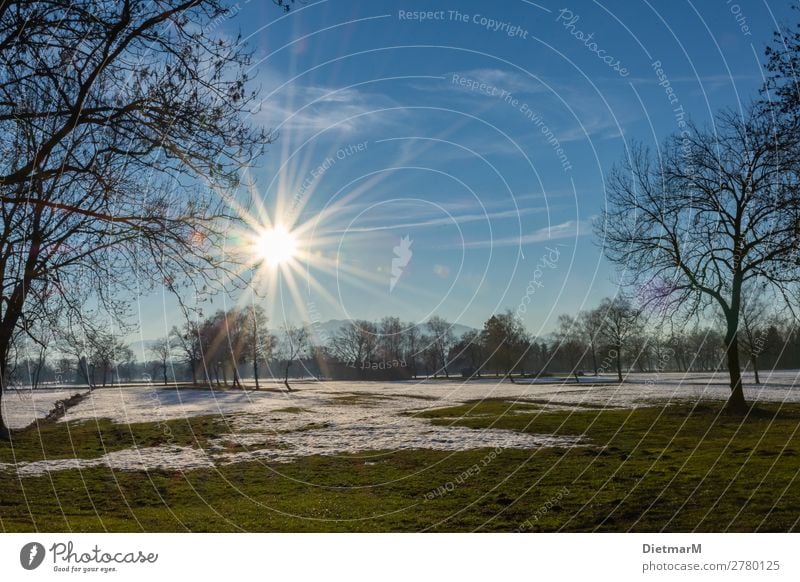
[[1, 371, 799, 532]]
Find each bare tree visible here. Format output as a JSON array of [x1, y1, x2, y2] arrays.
[[195, 309, 250, 389], [402, 323, 423, 378], [596, 297, 643, 383], [171, 322, 203, 386], [150, 338, 173, 386], [278, 324, 309, 391], [243, 305, 272, 390], [598, 104, 800, 411], [221, 310, 247, 389], [738, 288, 771, 385], [553, 314, 585, 382], [579, 308, 604, 376], [378, 316, 404, 363], [480, 310, 529, 382], [451, 329, 485, 377], [79, 328, 132, 387], [331, 320, 378, 368], [426, 316, 455, 379], [0, 0, 280, 437]]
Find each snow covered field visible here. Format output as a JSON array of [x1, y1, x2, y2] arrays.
[[2, 370, 798, 476], [1, 388, 84, 430]]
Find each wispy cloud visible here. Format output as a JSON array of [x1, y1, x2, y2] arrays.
[[412, 67, 633, 147], [304, 192, 561, 220], [447, 68, 548, 95], [251, 65, 402, 137], [328, 206, 550, 234], [460, 219, 592, 249]]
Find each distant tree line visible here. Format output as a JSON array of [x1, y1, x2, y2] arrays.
[[9, 295, 800, 388]]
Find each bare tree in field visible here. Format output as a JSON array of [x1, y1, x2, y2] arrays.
[[737, 288, 772, 385], [480, 310, 529, 382], [243, 305, 272, 390], [278, 325, 309, 391], [579, 308, 604, 376], [426, 316, 455, 378], [171, 322, 203, 387], [0, 1, 279, 437], [150, 338, 173, 386], [553, 314, 585, 382], [330, 320, 378, 368], [596, 297, 642, 383], [402, 323, 423, 378], [378, 316, 404, 363], [451, 329, 485, 377], [82, 329, 132, 387], [598, 105, 800, 411]]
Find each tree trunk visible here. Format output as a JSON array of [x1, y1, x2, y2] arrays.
[[0, 354, 10, 440], [724, 326, 748, 412], [253, 356, 260, 390], [751, 355, 760, 385], [591, 344, 598, 376], [162, 363, 168, 386], [615, 348, 623, 382], [284, 361, 292, 391], [0, 406, 8, 440]]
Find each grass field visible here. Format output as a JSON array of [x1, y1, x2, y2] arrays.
[[1, 398, 798, 532]]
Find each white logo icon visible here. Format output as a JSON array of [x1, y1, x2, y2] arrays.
[[390, 235, 413, 292]]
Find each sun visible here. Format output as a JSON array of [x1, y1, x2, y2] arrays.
[[255, 226, 298, 266]]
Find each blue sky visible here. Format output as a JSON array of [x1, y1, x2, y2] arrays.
[[138, 0, 794, 342]]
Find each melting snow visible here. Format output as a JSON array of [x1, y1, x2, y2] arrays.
[[2, 370, 798, 476]]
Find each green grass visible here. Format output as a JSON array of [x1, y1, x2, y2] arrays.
[[331, 393, 392, 406], [1, 400, 799, 532], [0, 415, 232, 464], [272, 407, 308, 414]]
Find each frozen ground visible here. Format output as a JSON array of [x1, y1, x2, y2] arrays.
[[2, 370, 798, 476]]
